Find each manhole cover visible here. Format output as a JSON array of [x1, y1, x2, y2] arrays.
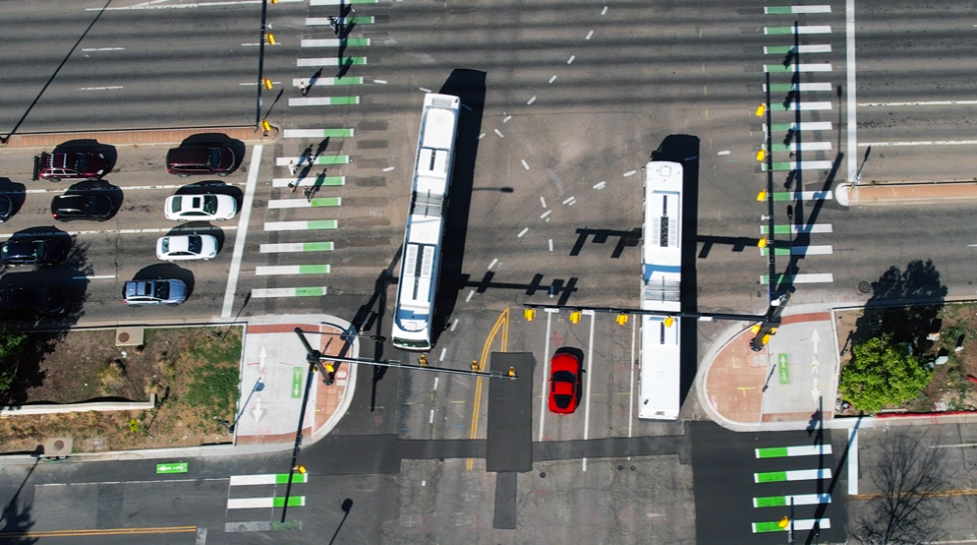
[[858, 281, 872, 294], [118, 332, 130, 343], [53, 440, 64, 450]]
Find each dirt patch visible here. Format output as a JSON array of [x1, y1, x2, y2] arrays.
[[835, 302, 977, 414], [0, 326, 242, 454]]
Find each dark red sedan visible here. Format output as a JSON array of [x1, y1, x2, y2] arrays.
[[548, 352, 582, 414], [34, 151, 108, 181]]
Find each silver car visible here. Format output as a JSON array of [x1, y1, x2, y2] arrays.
[[122, 279, 187, 306]]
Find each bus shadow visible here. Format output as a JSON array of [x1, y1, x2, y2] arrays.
[[431, 69, 486, 348]]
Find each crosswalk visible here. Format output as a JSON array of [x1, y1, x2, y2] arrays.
[[246, 2, 383, 300], [758, 0, 839, 286], [749, 443, 832, 534], [226, 473, 308, 511]]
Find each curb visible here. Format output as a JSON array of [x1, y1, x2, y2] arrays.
[[0, 125, 281, 150], [837, 181, 977, 206]]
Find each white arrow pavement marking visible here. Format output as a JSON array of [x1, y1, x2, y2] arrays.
[[810, 376, 821, 403], [811, 329, 820, 354], [252, 396, 265, 422], [259, 345, 267, 370]]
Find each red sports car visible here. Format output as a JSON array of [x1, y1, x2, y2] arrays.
[[548, 352, 582, 414]]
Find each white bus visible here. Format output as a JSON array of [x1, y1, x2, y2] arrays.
[[638, 160, 683, 420], [391, 93, 461, 351]]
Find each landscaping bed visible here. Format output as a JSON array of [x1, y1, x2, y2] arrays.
[[0, 326, 241, 454]]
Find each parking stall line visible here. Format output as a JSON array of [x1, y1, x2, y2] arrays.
[[753, 518, 831, 533], [297, 57, 367, 67], [283, 128, 355, 138], [272, 177, 345, 188], [264, 220, 338, 231], [268, 197, 341, 209], [760, 273, 835, 285], [288, 97, 360, 107], [753, 493, 831, 508], [260, 242, 334, 253], [255, 265, 330, 276], [764, 45, 832, 55], [764, 25, 831, 35], [251, 287, 329, 298]]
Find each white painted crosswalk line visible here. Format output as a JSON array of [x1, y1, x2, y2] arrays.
[[774, 101, 833, 111], [268, 198, 341, 209], [302, 38, 371, 48], [252, 287, 329, 298], [760, 245, 834, 257], [297, 57, 366, 67], [764, 122, 833, 132], [761, 273, 835, 285], [289, 97, 360, 107], [260, 242, 334, 253], [272, 178, 346, 188], [256, 265, 331, 276], [764, 45, 832, 55], [292, 77, 363, 87], [764, 25, 831, 35], [778, 142, 833, 152], [760, 224, 833, 234], [230, 474, 309, 486], [764, 64, 833, 73], [764, 82, 833, 92]]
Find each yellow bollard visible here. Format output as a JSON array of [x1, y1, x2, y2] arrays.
[[757, 190, 767, 202], [569, 310, 581, 324], [756, 149, 766, 162], [755, 104, 766, 117], [524, 308, 535, 322], [267, 33, 276, 45]]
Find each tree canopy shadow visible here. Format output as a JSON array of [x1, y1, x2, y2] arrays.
[[852, 259, 948, 353]]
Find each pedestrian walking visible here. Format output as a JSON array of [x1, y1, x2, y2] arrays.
[[288, 181, 297, 193], [288, 160, 297, 176], [327, 16, 339, 35], [299, 81, 308, 97]]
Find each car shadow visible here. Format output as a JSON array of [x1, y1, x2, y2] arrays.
[[163, 223, 226, 254], [177, 134, 247, 174], [0, 177, 27, 220], [174, 181, 244, 210], [54, 139, 118, 175], [131, 263, 195, 299]]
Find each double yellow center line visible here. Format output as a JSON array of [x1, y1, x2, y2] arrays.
[[0, 526, 196, 538], [466, 308, 509, 471]]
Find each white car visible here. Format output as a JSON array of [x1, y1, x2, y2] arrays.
[[156, 234, 218, 261], [164, 194, 237, 221]]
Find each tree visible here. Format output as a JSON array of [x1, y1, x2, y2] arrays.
[[0, 323, 28, 394], [855, 428, 947, 545], [839, 335, 932, 413]]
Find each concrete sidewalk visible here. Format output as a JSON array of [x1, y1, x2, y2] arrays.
[[234, 315, 358, 446], [0, 125, 278, 149], [836, 181, 977, 206]]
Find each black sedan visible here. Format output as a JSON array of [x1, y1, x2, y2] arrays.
[[0, 237, 66, 266], [0, 287, 68, 315], [51, 194, 114, 221]]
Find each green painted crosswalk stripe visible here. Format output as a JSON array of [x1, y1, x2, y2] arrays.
[[765, 6, 792, 13], [298, 265, 331, 274], [310, 197, 341, 207], [760, 247, 793, 256], [764, 27, 794, 35], [295, 286, 329, 297], [272, 496, 306, 508], [323, 128, 355, 137], [346, 16, 375, 24], [754, 496, 789, 508], [275, 473, 310, 484], [342, 38, 371, 47], [759, 224, 793, 235], [766, 161, 794, 171], [755, 471, 789, 483], [314, 176, 345, 186], [756, 447, 789, 459], [330, 77, 363, 86], [753, 521, 786, 533], [309, 220, 339, 229], [346, 57, 368, 65], [764, 65, 796, 73], [764, 46, 794, 55], [304, 242, 334, 252], [768, 123, 794, 131], [327, 96, 359, 105], [314, 155, 350, 165]]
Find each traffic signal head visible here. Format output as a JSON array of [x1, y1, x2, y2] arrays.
[[263, 78, 273, 90]]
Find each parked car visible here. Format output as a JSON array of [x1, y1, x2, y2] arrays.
[[51, 194, 114, 221], [547, 352, 582, 414], [0, 195, 12, 223], [0, 287, 68, 315], [156, 234, 218, 261], [122, 279, 187, 306], [164, 194, 237, 221], [165, 146, 236, 177], [0, 237, 66, 266], [33, 151, 108, 181]]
